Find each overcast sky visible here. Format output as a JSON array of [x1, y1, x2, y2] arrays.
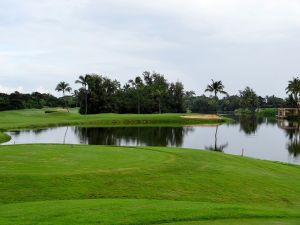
[[0, 0, 299, 97]]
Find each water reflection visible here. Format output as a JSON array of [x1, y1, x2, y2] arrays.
[[227, 115, 277, 135], [278, 120, 300, 157], [205, 125, 228, 152], [3, 116, 300, 164], [240, 115, 259, 135], [74, 127, 194, 147]]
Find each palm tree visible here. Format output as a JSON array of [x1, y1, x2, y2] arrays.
[[205, 79, 227, 99], [75, 75, 90, 115], [55, 81, 72, 112], [205, 79, 227, 114], [286, 77, 300, 108]]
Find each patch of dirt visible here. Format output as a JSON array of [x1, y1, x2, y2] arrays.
[[181, 114, 221, 119]]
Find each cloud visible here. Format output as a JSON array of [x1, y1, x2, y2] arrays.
[[0, 85, 24, 94], [113, 0, 300, 42], [0, 84, 53, 95], [0, 0, 299, 97], [36, 86, 50, 94]]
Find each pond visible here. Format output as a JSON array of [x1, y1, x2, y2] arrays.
[[3, 116, 300, 165]]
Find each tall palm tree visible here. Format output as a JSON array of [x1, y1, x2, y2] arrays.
[[75, 75, 90, 115], [286, 77, 300, 108], [205, 79, 227, 99], [55, 81, 72, 112], [205, 79, 227, 114]]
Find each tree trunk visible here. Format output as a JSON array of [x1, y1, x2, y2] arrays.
[[63, 91, 69, 112], [137, 93, 140, 114], [85, 90, 88, 115], [214, 92, 218, 115], [158, 99, 161, 114], [66, 98, 69, 112]]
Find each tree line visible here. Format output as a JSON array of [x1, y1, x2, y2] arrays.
[[187, 80, 289, 114], [0, 92, 72, 111], [67, 71, 186, 114], [0, 72, 298, 114], [56, 73, 296, 114]]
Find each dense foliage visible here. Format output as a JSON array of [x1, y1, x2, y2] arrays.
[[0, 92, 68, 111], [186, 93, 286, 114], [76, 72, 186, 114]]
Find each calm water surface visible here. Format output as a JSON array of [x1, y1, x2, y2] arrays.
[[3, 116, 300, 164]]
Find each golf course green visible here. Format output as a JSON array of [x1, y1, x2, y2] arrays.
[[0, 144, 300, 224], [0, 109, 299, 224]]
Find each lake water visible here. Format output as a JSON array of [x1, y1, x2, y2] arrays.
[[3, 116, 300, 165]]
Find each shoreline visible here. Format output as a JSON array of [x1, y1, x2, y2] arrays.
[[0, 109, 231, 144]]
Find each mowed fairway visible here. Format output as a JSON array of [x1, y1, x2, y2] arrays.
[[0, 144, 300, 224]]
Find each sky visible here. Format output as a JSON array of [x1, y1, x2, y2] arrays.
[[0, 0, 299, 97]]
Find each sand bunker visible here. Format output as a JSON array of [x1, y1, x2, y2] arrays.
[[181, 114, 221, 119]]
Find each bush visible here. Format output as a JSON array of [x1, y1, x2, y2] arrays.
[[256, 108, 277, 117]]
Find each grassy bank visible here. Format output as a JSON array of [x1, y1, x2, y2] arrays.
[[235, 108, 277, 117], [0, 108, 229, 132], [0, 144, 299, 224], [256, 108, 277, 117], [0, 132, 11, 143]]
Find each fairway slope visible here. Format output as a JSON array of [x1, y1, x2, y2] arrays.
[[0, 144, 299, 224]]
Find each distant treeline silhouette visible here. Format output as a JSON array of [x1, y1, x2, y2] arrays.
[[0, 72, 296, 113], [0, 92, 70, 111]]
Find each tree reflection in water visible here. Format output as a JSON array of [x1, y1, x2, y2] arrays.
[[227, 114, 276, 135], [279, 120, 300, 157], [73, 126, 194, 147], [5, 116, 300, 164], [205, 125, 228, 152]]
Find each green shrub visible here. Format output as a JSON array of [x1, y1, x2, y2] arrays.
[[256, 108, 277, 117]]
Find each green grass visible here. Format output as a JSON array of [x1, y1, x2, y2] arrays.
[[235, 108, 277, 117], [256, 108, 277, 117], [0, 131, 11, 143], [0, 108, 229, 132], [1, 199, 299, 225], [0, 144, 300, 224]]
